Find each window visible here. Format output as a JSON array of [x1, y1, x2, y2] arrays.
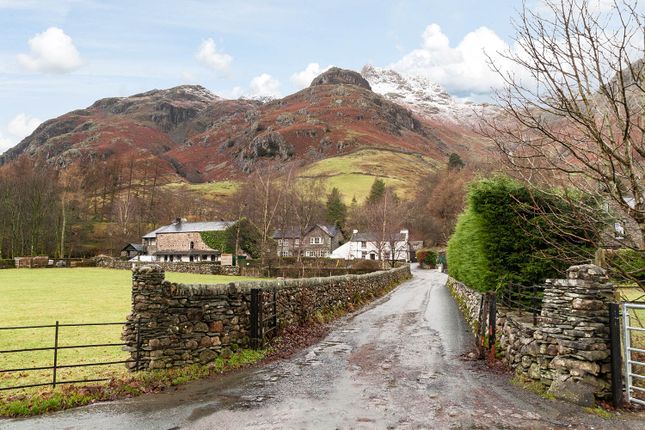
[[295, 238, 300, 246], [189, 255, 194, 262], [190, 241, 195, 250], [281, 250, 290, 257], [277, 239, 283, 246], [210, 255, 216, 261], [361, 241, 366, 248], [361, 251, 367, 259], [169, 255, 174, 262], [310, 237, 323, 245], [164, 255, 168, 262]]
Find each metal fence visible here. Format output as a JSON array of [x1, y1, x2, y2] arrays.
[[498, 282, 544, 326], [622, 302, 645, 406], [0, 321, 139, 391]]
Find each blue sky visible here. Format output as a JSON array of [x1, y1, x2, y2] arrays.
[[0, 0, 525, 152]]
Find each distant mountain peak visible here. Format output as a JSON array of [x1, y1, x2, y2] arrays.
[[310, 67, 372, 91], [361, 64, 498, 124]]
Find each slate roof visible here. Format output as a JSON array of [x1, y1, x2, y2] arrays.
[[122, 243, 144, 252], [143, 221, 234, 238], [273, 224, 340, 239], [351, 232, 407, 242]]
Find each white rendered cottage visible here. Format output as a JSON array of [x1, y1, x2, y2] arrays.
[[330, 229, 411, 262]]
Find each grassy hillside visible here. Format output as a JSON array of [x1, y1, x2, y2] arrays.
[[161, 148, 437, 204], [163, 180, 239, 200], [298, 148, 438, 202]]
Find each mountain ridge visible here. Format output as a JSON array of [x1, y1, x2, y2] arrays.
[[0, 67, 494, 184]]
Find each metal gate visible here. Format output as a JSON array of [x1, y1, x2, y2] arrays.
[[250, 288, 279, 348], [622, 302, 645, 406]]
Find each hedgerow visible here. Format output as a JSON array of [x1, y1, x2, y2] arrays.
[[447, 176, 597, 292]]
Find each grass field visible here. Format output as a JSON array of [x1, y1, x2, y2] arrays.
[[0, 268, 263, 392]]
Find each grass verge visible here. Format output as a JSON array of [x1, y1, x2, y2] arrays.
[[0, 349, 267, 417]]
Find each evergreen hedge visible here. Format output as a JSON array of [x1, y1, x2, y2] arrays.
[[447, 176, 596, 292]]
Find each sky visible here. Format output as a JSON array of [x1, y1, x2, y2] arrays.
[[0, 0, 576, 153]]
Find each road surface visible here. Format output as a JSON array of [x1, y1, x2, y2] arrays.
[[3, 267, 643, 429]]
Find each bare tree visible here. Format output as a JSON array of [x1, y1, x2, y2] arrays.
[[237, 164, 284, 266], [363, 187, 408, 268], [291, 178, 326, 261], [485, 0, 645, 254]]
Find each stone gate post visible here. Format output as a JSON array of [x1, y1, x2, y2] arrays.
[[122, 265, 166, 370], [536, 264, 614, 405]]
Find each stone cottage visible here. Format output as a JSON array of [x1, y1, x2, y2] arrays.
[[142, 218, 235, 263], [273, 224, 343, 258]]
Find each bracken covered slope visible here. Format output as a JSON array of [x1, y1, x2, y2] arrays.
[[0, 68, 493, 184]]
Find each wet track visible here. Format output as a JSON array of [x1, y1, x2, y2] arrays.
[[3, 267, 644, 429]]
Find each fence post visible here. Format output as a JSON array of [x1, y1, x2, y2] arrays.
[[52, 320, 59, 388], [608, 302, 623, 408], [488, 292, 497, 360], [272, 287, 277, 331], [135, 318, 142, 371], [250, 288, 261, 349], [531, 285, 537, 326]]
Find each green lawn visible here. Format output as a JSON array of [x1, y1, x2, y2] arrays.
[[0, 268, 263, 392]]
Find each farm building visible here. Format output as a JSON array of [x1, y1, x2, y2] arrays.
[[121, 243, 144, 259]]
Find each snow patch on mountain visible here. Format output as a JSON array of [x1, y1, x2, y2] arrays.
[[361, 65, 498, 124]]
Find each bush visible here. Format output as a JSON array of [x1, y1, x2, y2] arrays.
[[416, 249, 437, 268], [447, 176, 596, 292], [0, 258, 15, 269], [200, 218, 262, 259]]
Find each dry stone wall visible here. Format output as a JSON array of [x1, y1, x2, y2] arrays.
[[122, 265, 411, 370], [448, 264, 616, 406], [446, 277, 483, 333], [98, 259, 241, 275]]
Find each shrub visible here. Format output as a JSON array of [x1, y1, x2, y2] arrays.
[[200, 218, 262, 259], [447, 176, 596, 292], [0, 259, 15, 269], [416, 249, 437, 268]]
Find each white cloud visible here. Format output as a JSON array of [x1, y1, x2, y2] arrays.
[[391, 24, 518, 95], [0, 132, 13, 154], [181, 71, 196, 83], [227, 73, 282, 100], [249, 73, 281, 98], [17, 27, 83, 74], [290, 62, 332, 89], [8, 113, 41, 138], [0, 113, 42, 154], [195, 38, 232, 73]]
